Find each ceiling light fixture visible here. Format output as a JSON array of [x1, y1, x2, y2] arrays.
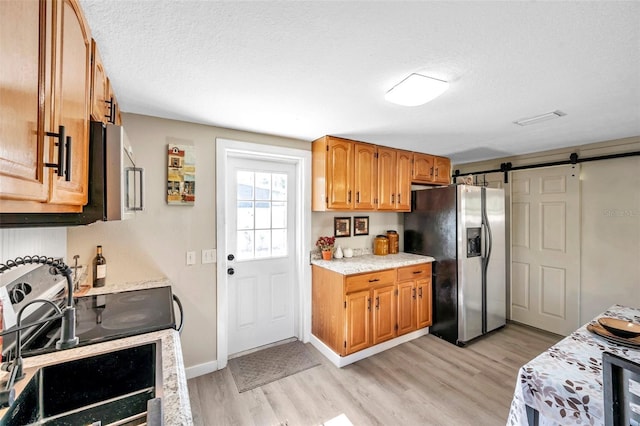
[[514, 110, 567, 126], [384, 73, 449, 107]]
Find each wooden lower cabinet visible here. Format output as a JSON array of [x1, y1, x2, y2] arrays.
[[397, 263, 433, 336], [312, 262, 432, 356]]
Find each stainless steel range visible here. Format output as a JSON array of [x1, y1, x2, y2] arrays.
[[1, 262, 182, 362]]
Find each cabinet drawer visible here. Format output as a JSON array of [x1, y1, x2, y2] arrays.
[[345, 269, 396, 293], [397, 263, 431, 281]]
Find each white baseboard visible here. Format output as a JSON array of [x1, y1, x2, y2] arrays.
[[310, 328, 430, 368], [185, 360, 219, 379]]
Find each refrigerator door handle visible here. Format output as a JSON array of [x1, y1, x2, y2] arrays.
[[481, 223, 487, 258]]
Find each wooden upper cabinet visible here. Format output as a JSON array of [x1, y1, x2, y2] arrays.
[[312, 135, 451, 211], [90, 39, 109, 123], [378, 148, 411, 212], [433, 156, 451, 185], [107, 79, 122, 126], [395, 150, 412, 211], [353, 143, 377, 210], [0, 0, 91, 213], [412, 153, 435, 183], [377, 147, 396, 210], [412, 153, 451, 185], [47, 0, 91, 207], [326, 137, 353, 209], [0, 0, 49, 204]]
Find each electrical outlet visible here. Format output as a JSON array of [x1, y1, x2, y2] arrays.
[[186, 251, 196, 265], [202, 249, 216, 264]]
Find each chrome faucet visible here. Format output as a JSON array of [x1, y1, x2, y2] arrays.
[[0, 256, 79, 407]]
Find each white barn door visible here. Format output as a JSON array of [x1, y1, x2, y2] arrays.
[[510, 165, 581, 335]]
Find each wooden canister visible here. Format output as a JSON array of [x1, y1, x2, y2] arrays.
[[374, 235, 389, 256], [386, 230, 399, 254]]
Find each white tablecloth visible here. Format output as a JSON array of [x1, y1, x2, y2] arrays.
[[507, 304, 640, 426]]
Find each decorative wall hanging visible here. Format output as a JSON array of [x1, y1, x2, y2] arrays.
[[167, 144, 196, 205], [354, 216, 369, 236], [334, 217, 351, 237]]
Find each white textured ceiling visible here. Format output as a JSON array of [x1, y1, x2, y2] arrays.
[[79, 0, 640, 164]]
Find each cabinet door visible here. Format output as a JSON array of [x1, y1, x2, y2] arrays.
[[397, 281, 417, 335], [412, 153, 434, 183], [90, 39, 108, 123], [417, 277, 433, 328], [326, 137, 353, 209], [372, 284, 396, 345], [0, 0, 49, 204], [395, 150, 412, 211], [345, 290, 370, 355], [353, 143, 377, 210], [48, 0, 91, 206], [377, 147, 396, 210], [433, 156, 451, 185]]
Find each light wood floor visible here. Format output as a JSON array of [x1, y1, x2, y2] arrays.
[[187, 323, 561, 426]]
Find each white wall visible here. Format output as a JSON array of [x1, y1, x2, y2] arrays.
[[580, 156, 640, 321], [455, 136, 640, 324], [0, 228, 67, 285], [311, 212, 404, 254], [67, 113, 310, 369]]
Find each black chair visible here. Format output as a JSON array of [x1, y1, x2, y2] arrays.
[[602, 351, 640, 426]]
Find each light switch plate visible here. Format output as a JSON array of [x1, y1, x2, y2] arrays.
[[186, 251, 196, 265], [202, 249, 216, 264]]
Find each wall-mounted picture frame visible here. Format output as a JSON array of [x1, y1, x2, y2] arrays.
[[167, 144, 196, 205], [354, 216, 369, 236], [334, 217, 351, 237]]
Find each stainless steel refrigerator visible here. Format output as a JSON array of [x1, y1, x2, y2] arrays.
[[404, 185, 506, 345]]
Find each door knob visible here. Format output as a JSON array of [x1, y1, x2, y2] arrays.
[[227, 267, 235, 275]]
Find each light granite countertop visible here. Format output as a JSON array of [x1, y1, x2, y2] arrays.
[[311, 252, 435, 275], [0, 278, 193, 425]]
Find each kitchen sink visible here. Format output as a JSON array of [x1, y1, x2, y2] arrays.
[[0, 341, 162, 425]]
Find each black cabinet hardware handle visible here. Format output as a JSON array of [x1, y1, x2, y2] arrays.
[[412, 288, 416, 299], [435, 168, 439, 177], [368, 298, 371, 310], [375, 297, 380, 309], [348, 190, 351, 203], [105, 97, 116, 123], [398, 194, 401, 204], [44, 125, 65, 176], [418, 287, 423, 298], [413, 270, 422, 274], [64, 136, 71, 181], [368, 278, 380, 283], [430, 166, 434, 176], [391, 193, 395, 204], [356, 191, 360, 203]]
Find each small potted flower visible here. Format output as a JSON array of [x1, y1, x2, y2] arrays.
[[316, 236, 335, 260]]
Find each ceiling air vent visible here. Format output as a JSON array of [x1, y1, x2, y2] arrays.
[[514, 110, 566, 126]]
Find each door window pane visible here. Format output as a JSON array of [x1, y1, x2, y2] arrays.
[[255, 173, 271, 200], [237, 171, 254, 200], [235, 170, 289, 260], [272, 174, 287, 201], [255, 201, 271, 229], [237, 201, 254, 230], [237, 230, 254, 260]]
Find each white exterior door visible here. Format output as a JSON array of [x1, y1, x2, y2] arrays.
[[226, 157, 296, 355], [510, 165, 581, 335]]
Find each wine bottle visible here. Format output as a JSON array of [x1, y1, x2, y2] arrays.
[[93, 245, 107, 287]]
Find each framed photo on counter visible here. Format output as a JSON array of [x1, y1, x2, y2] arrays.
[[334, 217, 351, 237], [354, 216, 369, 236]]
